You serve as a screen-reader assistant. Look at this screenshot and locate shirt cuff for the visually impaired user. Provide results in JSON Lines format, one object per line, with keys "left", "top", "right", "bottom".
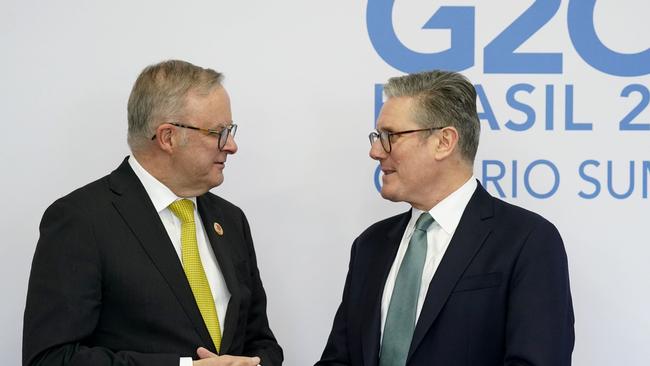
{"left": 180, "top": 357, "right": 193, "bottom": 366}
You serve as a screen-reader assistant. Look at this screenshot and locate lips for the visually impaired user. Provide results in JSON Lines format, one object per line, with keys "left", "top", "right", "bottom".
{"left": 381, "top": 167, "right": 396, "bottom": 175}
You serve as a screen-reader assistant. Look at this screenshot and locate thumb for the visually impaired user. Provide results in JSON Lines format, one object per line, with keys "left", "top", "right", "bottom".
{"left": 249, "top": 356, "right": 261, "bottom": 365}
{"left": 196, "top": 347, "right": 218, "bottom": 359}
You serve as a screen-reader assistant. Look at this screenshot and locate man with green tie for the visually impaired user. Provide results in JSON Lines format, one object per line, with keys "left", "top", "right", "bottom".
{"left": 316, "top": 70, "right": 574, "bottom": 365}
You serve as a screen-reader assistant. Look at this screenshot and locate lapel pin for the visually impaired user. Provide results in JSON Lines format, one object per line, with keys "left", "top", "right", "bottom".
{"left": 213, "top": 222, "right": 224, "bottom": 236}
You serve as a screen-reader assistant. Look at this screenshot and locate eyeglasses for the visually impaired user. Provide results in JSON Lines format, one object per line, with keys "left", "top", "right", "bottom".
{"left": 151, "top": 122, "right": 238, "bottom": 150}
{"left": 368, "top": 127, "right": 443, "bottom": 153}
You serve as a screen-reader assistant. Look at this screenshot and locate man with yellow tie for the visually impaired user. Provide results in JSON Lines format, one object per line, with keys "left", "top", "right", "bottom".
{"left": 23, "top": 60, "right": 282, "bottom": 366}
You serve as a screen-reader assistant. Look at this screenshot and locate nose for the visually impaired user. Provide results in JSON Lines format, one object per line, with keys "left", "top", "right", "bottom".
{"left": 369, "top": 138, "right": 386, "bottom": 161}
{"left": 221, "top": 134, "right": 238, "bottom": 154}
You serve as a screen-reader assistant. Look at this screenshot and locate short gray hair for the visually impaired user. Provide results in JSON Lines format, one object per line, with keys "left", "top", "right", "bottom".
{"left": 384, "top": 70, "right": 480, "bottom": 163}
{"left": 127, "top": 60, "right": 223, "bottom": 151}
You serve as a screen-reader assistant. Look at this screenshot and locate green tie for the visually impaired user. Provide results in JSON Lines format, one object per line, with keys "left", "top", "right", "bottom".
{"left": 168, "top": 199, "right": 222, "bottom": 352}
{"left": 379, "top": 212, "right": 434, "bottom": 366}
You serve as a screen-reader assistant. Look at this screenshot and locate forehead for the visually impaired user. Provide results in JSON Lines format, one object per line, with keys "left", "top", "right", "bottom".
{"left": 376, "top": 96, "right": 418, "bottom": 131}
{"left": 183, "top": 86, "right": 232, "bottom": 125}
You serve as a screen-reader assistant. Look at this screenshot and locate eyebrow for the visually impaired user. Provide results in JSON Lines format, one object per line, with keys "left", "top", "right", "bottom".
{"left": 209, "top": 122, "right": 232, "bottom": 130}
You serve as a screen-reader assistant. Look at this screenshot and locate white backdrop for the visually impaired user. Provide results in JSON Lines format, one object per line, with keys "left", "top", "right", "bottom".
{"left": 1, "top": 1, "right": 648, "bottom": 365}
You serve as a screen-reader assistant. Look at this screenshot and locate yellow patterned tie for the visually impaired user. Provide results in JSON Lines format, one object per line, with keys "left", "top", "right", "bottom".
{"left": 168, "top": 199, "right": 222, "bottom": 352}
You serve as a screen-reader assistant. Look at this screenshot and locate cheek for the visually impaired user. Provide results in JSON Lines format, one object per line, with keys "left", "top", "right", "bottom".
{"left": 198, "top": 147, "right": 217, "bottom": 164}
{"left": 399, "top": 159, "right": 425, "bottom": 184}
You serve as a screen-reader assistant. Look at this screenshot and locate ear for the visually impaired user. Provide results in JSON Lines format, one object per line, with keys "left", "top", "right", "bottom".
{"left": 433, "top": 126, "right": 459, "bottom": 160}
{"left": 152, "top": 123, "right": 177, "bottom": 154}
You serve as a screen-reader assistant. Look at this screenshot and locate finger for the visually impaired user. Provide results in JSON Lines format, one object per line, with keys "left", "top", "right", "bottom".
{"left": 249, "top": 356, "right": 261, "bottom": 365}
{"left": 196, "top": 347, "right": 218, "bottom": 359}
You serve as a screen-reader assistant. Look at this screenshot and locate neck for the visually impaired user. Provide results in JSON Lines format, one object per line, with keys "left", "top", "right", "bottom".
{"left": 411, "top": 163, "right": 473, "bottom": 211}
{"left": 132, "top": 151, "right": 200, "bottom": 198}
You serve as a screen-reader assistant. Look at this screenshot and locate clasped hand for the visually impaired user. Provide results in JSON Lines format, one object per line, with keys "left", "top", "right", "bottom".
{"left": 193, "top": 347, "right": 261, "bottom": 366}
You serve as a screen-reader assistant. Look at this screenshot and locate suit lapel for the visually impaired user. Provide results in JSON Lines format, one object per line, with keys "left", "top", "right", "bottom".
{"left": 361, "top": 211, "right": 411, "bottom": 366}
{"left": 108, "top": 158, "right": 215, "bottom": 350}
{"left": 197, "top": 195, "right": 240, "bottom": 355}
{"left": 407, "top": 184, "right": 495, "bottom": 362}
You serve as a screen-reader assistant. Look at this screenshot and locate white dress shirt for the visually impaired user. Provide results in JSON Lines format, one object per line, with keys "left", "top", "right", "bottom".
{"left": 380, "top": 176, "right": 478, "bottom": 341}
{"left": 129, "top": 156, "right": 230, "bottom": 366}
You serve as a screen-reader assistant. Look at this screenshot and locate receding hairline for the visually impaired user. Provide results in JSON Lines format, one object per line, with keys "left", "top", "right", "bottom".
{"left": 380, "top": 70, "right": 481, "bottom": 163}
{"left": 126, "top": 60, "right": 226, "bottom": 151}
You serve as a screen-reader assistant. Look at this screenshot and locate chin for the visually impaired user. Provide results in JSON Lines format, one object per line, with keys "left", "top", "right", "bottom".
{"left": 204, "top": 174, "right": 224, "bottom": 190}
{"left": 380, "top": 187, "right": 401, "bottom": 203}
{"left": 211, "top": 178, "right": 224, "bottom": 189}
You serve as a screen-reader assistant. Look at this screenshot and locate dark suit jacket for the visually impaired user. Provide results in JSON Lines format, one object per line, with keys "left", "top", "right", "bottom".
{"left": 317, "top": 183, "right": 574, "bottom": 366}
{"left": 23, "top": 158, "right": 283, "bottom": 366}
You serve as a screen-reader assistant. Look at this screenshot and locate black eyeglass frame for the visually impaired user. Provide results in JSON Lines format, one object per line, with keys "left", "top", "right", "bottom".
{"left": 151, "top": 122, "right": 238, "bottom": 150}
{"left": 369, "top": 127, "right": 443, "bottom": 153}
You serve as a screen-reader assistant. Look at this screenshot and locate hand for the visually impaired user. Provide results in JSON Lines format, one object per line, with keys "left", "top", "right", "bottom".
{"left": 193, "top": 347, "right": 261, "bottom": 366}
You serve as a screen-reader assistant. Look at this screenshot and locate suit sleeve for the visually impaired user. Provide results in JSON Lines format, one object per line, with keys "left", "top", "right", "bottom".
{"left": 23, "top": 198, "right": 179, "bottom": 366}
{"left": 238, "top": 213, "right": 284, "bottom": 366}
{"left": 504, "top": 220, "right": 575, "bottom": 366}
{"left": 314, "top": 239, "right": 357, "bottom": 366}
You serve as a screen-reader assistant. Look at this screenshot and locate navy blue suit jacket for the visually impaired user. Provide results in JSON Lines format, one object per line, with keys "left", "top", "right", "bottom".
{"left": 317, "top": 183, "right": 574, "bottom": 365}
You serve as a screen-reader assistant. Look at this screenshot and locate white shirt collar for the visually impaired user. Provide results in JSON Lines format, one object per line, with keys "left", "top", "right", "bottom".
{"left": 411, "top": 176, "right": 478, "bottom": 235}
{"left": 128, "top": 155, "right": 197, "bottom": 213}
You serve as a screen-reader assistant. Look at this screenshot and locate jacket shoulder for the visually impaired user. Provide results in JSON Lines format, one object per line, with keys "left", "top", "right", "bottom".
{"left": 356, "top": 211, "right": 409, "bottom": 242}
{"left": 491, "top": 196, "right": 557, "bottom": 230}
{"left": 46, "top": 174, "right": 112, "bottom": 212}
{"left": 201, "top": 191, "right": 244, "bottom": 215}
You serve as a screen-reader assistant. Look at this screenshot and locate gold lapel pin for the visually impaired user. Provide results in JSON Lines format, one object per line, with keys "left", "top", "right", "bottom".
{"left": 213, "top": 222, "right": 224, "bottom": 236}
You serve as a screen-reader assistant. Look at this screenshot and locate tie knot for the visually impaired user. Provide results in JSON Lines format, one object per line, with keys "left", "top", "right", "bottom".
{"left": 168, "top": 199, "right": 195, "bottom": 223}
{"left": 415, "top": 212, "right": 434, "bottom": 232}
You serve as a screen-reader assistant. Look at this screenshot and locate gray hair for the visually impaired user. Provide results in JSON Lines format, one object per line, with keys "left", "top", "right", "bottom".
{"left": 127, "top": 60, "right": 223, "bottom": 151}
{"left": 384, "top": 70, "right": 480, "bottom": 163}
